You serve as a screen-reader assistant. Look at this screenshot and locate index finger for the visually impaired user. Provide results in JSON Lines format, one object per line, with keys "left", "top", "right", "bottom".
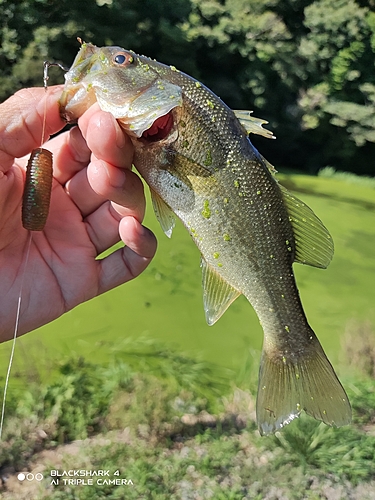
{"left": 0, "top": 85, "right": 65, "bottom": 172}
{"left": 47, "top": 104, "right": 134, "bottom": 186}
{"left": 78, "top": 103, "right": 134, "bottom": 169}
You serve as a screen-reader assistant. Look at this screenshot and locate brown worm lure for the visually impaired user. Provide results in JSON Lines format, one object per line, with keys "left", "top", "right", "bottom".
{"left": 22, "top": 147, "right": 53, "bottom": 231}
{"left": 20, "top": 61, "right": 69, "bottom": 232}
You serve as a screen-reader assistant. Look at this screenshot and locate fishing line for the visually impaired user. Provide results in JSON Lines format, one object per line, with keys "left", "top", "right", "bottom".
{"left": 0, "top": 61, "right": 66, "bottom": 439}
{"left": 0, "top": 233, "right": 32, "bottom": 440}
{"left": 22, "top": 62, "right": 69, "bottom": 230}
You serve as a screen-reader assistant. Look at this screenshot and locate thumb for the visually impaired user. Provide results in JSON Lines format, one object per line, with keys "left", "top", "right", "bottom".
{"left": 0, "top": 85, "right": 65, "bottom": 172}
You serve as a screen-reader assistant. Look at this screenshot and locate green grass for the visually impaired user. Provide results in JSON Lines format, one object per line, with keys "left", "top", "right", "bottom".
{"left": 318, "top": 166, "right": 375, "bottom": 189}
{"left": 0, "top": 172, "right": 374, "bottom": 389}
{"left": 1, "top": 350, "right": 375, "bottom": 499}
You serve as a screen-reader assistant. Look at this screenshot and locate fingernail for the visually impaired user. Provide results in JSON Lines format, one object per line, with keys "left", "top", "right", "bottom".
{"left": 109, "top": 165, "right": 126, "bottom": 188}
{"left": 115, "top": 122, "right": 126, "bottom": 149}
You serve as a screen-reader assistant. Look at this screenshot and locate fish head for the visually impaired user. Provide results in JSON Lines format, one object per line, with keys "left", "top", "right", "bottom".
{"left": 59, "top": 42, "right": 182, "bottom": 140}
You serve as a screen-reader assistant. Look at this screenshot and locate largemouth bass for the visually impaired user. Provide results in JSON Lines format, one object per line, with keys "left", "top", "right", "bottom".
{"left": 59, "top": 42, "right": 351, "bottom": 435}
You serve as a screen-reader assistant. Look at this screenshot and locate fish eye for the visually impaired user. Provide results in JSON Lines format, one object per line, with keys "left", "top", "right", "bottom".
{"left": 113, "top": 52, "right": 134, "bottom": 66}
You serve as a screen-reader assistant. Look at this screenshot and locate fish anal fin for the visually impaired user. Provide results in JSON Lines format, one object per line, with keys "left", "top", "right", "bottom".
{"left": 256, "top": 339, "right": 351, "bottom": 436}
{"left": 150, "top": 189, "right": 175, "bottom": 238}
{"left": 201, "top": 258, "right": 241, "bottom": 325}
{"left": 280, "top": 185, "right": 334, "bottom": 269}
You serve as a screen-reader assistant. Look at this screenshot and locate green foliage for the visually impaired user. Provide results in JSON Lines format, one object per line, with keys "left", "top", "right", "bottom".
{"left": 0, "top": 415, "right": 41, "bottom": 471}
{"left": 106, "top": 373, "right": 210, "bottom": 442}
{"left": 0, "top": 0, "right": 193, "bottom": 99}
{"left": 347, "top": 379, "right": 375, "bottom": 426}
{"left": 1, "top": 0, "right": 375, "bottom": 174}
{"left": 272, "top": 416, "right": 375, "bottom": 484}
{"left": 0, "top": 344, "right": 224, "bottom": 468}
{"left": 108, "top": 337, "right": 230, "bottom": 404}
{"left": 40, "top": 357, "right": 133, "bottom": 443}
{"left": 2, "top": 345, "right": 375, "bottom": 498}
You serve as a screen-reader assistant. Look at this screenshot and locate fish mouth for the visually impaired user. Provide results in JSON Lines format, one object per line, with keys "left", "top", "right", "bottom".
{"left": 141, "top": 112, "right": 174, "bottom": 143}
{"left": 59, "top": 86, "right": 98, "bottom": 123}
{"left": 59, "top": 43, "right": 102, "bottom": 122}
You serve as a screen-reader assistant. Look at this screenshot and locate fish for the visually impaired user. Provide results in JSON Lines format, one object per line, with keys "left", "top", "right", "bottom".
{"left": 59, "top": 42, "right": 351, "bottom": 435}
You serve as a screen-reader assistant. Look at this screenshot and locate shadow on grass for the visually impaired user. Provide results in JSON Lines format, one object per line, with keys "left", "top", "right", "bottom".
{"left": 280, "top": 177, "right": 375, "bottom": 211}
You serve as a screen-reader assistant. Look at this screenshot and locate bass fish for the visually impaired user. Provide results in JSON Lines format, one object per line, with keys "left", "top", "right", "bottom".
{"left": 59, "top": 42, "right": 351, "bottom": 435}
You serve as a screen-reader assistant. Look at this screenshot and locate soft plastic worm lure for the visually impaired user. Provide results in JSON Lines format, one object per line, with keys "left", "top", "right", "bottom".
{"left": 21, "top": 147, "right": 53, "bottom": 231}
{"left": 21, "top": 61, "right": 67, "bottom": 231}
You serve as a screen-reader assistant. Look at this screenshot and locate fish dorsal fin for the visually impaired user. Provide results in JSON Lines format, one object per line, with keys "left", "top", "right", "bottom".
{"left": 279, "top": 185, "right": 334, "bottom": 269}
{"left": 234, "top": 110, "right": 275, "bottom": 139}
{"left": 150, "top": 189, "right": 175, "bottom": 238}
{"left": 201, "top": 258, "right": 241, "bottom": 325}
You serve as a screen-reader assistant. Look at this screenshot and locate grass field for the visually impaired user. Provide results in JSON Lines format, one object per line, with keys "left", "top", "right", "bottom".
{"left": 0, "top": 171, "right": 374, "bottom": 388}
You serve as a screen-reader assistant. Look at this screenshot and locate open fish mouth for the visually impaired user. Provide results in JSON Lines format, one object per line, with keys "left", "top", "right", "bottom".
{"left": 60, "top": 42, "right": 183, "bottom": 140}
{"left": 60, "top": 88, "right": 176, "bottom": 144}
{"left": 60, "top": 81, "right": 179, "bottom": 142}
{"left": 140, "top": 112, "right": 175, "bottom": 143}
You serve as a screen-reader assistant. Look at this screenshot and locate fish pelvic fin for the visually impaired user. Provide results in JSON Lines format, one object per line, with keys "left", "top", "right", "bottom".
{"left": 150, "top": 189, "right": 175, "bottom": 238}
{"left": 256, "top": 341, "right": 351, "bottom": 436}
{"left": 201, "top": 259, "right": 241, "bottom": 325}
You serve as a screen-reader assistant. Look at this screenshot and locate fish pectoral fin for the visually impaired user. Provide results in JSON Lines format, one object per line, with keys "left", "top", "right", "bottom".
{"left": 280, "top": 185, "right": 334, "bottom": 268}
{"left": 150, "top": 189, "right": 175, "bottom": 238}
{"left": 234, "top": 110, "right": 275, "bottom": 139}
{"left": 201, "top": 258, "right": 241, "bottom": 325}
{"left": 256, "top": 339, "right": 351, "bottom": 436}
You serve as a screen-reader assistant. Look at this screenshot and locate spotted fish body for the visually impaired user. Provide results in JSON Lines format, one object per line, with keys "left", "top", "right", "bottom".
{"left": 60, "top": 43, "right": 351, "bottom": 434}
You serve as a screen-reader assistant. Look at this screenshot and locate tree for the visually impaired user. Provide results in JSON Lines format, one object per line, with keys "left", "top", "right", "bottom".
{"left": 1, "top": 0, "right": 374, "bottom": 174}
{"left": 181, "top": 0, "right": 375, "bottom": 174}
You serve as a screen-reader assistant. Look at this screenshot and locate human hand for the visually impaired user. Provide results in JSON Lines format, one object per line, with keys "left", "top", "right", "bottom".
{"left": 0, "top": 86, "right": 157, "bottom": 342}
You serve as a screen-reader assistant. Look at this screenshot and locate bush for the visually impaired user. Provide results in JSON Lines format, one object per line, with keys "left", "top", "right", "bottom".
{"left": 40, "top": 358, "right": 133, "bottom": 443}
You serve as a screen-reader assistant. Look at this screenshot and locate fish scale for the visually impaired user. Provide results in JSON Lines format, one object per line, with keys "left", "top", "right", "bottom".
{"left": 59, "top": 42, "right": 351, "bottom": 435}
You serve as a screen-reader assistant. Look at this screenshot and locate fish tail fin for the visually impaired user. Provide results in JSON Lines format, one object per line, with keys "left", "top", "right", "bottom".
{"left": 256, "top": 340, "right": 351, "bottom": 435}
